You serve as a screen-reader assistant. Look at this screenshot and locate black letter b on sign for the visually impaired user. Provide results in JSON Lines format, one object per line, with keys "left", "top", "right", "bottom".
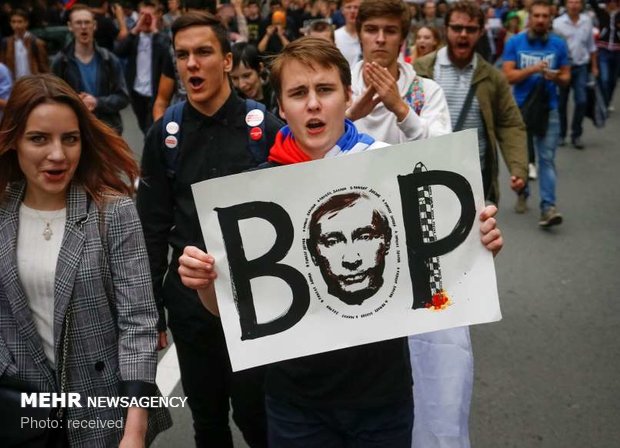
{"left": 216, "top": 202, "right": 310, "bottom": 340}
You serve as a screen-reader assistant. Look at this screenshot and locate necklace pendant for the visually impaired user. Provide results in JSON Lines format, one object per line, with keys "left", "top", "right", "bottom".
{"left": 42, "top": 223, "right": 53, "bottom": 241}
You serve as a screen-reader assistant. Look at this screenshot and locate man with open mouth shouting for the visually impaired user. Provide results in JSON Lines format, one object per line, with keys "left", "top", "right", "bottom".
{"left": 177, "top": 36, "right": 504, "bottom": 448}
{"left": 51, "top": 4, "right": 129, "bottom": 135}
{"left": 136, "top": 11, "right": 282, "bottom": 448}
{"left": 414, "top": 1, "right": 527, "bottom": 215}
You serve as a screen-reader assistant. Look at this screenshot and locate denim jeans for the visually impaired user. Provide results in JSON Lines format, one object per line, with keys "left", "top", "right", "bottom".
{"left": 523, "top": 109, "right": 560, "bottom": 211}
{"left": 535, "top": 108, "right": 560, "bottom": 212}
{"left": 559, "top": 64, "right": 589, "bottom": 139}
{"left": 598, "top": 47, "right": 620, "bottom": 107}
{"left": 266, "top": 395, "right": 413, "bottom": 448}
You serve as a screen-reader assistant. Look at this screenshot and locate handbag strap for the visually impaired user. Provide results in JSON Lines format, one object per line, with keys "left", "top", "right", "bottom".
{"left": 86, "top": 196, "right": 115, "bottom": 306}
{"left": 56, "top": 303, "right": 71, "bottom": 419}
{"left": 98, "top": 204, "right": 115, "bottom": 306}
{"left": 453, "top": 82, "right": 478, "bottom": 132}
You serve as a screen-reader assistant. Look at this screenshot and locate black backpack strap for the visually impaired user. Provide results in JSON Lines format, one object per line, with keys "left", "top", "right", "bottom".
{"left": 162, "top": 101, "right": 186, "bottom": 179}
{"left": 245, "top": 99, "right": 269, "bottom": 163}
{"left": 453, "top": 82, "right": 478, "bottom": 132}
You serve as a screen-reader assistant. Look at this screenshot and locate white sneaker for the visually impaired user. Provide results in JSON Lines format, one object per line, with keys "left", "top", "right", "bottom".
{"left": 609, "top": 105, "right": 616, "bottom": 113}
{"left": 528, "top": 163, "right": 537, "bottom": 180}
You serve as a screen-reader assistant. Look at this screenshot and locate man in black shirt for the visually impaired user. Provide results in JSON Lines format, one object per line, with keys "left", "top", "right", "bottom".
{"left": 244, "top": 0, "right": 263, "bottom": 46}
{"left": 136, "top": 11, "right": 282, "bottom": 448}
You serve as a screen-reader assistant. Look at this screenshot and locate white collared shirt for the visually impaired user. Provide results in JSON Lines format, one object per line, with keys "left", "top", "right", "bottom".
{"left": 14, "top": 34, "right": 31, "bottom": 79}
{"left": 134, "top": 32, "right": 153, "bottom": 96}
{"left": 553, "top": 13, "right": 596, "bottom": 66}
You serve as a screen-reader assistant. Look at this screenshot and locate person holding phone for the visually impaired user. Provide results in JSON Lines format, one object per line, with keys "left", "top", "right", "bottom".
{"left": 257, "top": 0, "right": 292, "bottom": 55}
{"left": 115, "top": 0, "right": 171, "bottom": 135}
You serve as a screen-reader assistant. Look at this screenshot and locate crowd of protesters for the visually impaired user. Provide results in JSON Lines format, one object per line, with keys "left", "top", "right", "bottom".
{"left": 0, "top": 0, "right": 618, "bottom": 447}
{"left": 0, "top": 0, "right": 617, "bottom": 139}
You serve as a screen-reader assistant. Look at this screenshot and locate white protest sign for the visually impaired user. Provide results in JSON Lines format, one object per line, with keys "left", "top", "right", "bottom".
{"left": 193, "top": 130, "right": 501, "bottom": 371}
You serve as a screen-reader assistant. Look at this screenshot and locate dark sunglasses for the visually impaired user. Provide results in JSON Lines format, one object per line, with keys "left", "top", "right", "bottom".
{"left": 448, "top": 24, "right": 481, "bottom": 34}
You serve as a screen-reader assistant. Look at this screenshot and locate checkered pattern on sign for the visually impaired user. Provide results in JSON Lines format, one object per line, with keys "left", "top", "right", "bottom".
{"left": 414, "top": 162, "right": 443, "bottom": 295}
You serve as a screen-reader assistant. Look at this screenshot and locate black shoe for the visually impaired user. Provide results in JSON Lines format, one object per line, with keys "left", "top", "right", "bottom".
{"left": 571, "top": 137, "right": 585, "bottom": 149}
{"left": 559, "top": 138, "right": 567, "bottom": 147}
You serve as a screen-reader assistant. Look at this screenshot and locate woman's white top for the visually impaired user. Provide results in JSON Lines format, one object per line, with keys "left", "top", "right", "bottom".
{"left": 17, "top": 203, "right": 66, "bottom": 365}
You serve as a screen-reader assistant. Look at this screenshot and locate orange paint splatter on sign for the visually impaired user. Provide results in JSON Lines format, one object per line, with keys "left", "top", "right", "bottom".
{"left": 425, "top": 290, "right": 452, "bottom": 311}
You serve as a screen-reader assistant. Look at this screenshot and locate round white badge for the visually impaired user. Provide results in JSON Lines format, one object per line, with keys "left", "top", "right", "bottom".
{"left": 245, "top": 109, "right": 265, "bottom": 127}
{"left": 166, "top": 121, "right": 180, "bottom": 135}
{"left": 165, "top": 135, "right": 178, "bottom": 148}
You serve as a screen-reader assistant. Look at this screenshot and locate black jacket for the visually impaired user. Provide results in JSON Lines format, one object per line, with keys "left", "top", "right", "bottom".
{"left": 590, "top": 0, "right": 620, "bottom": 48}
{"left": 51, "top": 42, "right": 129, "bottom": 134}
{"left": 136, "top": 91, "right": 283, "bottom": 333}
{"left": 115, "top": 31, "right": 171, "bottom": 98}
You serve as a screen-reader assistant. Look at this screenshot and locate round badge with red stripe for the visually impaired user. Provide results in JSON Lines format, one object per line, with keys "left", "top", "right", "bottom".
{"left": 249, "top": 126, "right": 263, "bottom": 141}
{"left": 165, "top": 135, "right": 178, "bottom": 148}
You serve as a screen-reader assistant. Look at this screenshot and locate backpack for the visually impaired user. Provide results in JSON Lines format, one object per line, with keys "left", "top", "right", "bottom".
{"left": 161, "top": 99, "right": 268, "bottom": 179}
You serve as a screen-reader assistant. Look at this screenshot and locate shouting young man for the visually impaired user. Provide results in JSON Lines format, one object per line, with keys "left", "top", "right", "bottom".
{"left": 137, "top": 11, "right": 282, "bottom": 448}
{"left": 415, "top": 1, "right": 527, "bottom": 210}
{"left": 177, "top": 37, "right": 504, "bottom": 448}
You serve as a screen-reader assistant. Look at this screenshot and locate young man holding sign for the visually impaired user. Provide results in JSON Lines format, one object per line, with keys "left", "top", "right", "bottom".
{"left": 179, "top": 37, "right": 503, "bottom": 447}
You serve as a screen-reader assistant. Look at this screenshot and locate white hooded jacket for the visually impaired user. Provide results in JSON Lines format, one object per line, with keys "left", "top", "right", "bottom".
{"left": 352, "top": 58, "right": 474, "bottom": 448}
{"left": 350, "top": 59, "right": 452, "bottom": 143}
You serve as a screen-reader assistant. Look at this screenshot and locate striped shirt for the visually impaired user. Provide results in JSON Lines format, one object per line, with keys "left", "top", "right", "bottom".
{"left": 434, "top": 47, "right": 487, "bottom": 168}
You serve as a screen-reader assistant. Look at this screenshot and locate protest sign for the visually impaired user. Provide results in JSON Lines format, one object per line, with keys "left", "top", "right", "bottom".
{"left": 193, "top": 130, "right": 501, "bottom": 371}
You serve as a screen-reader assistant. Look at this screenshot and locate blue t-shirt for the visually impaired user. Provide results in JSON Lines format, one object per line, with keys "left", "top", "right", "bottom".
{"left": 76, "top": 54, "right": 100, "bottom": 97}
{"left": 0, "top": 62, "right": 12, "bottom": 120}
{"left": 502, "top": 31, "right": 569, "bottom": 110}
{"left": 0, "top": 63, "right": 12, "bottom": 100}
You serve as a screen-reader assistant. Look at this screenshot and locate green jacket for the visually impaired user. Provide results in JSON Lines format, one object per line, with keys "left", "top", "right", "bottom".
{"left": 414, "top": 52, "right": 528, "bottom": 204}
